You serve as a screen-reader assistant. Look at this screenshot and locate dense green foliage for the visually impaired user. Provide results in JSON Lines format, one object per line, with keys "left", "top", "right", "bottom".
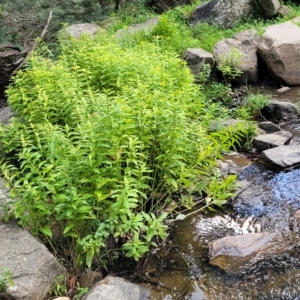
{"left": 1, "top": 29, "right": 251, "bottom": 268}
{"left": 4, "top": 0, "right": 295, "bottom": 274}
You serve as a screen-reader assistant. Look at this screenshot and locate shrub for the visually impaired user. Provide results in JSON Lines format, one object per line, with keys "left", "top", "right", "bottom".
{"left": 1, "top": 32, "right": 246, "bottom": 269}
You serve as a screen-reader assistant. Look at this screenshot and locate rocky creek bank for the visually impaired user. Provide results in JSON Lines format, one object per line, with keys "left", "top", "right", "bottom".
{"left": 2, "top": 1, "right": 300, "bottom": 299}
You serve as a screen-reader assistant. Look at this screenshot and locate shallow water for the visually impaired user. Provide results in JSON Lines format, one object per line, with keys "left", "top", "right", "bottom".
{"left": 250, "top": 86, "right": 300, "bottom": 104}
{"left": 141, "top": 157, "right": 300, "bottom": 300}
{"left": 138, "top": 87, "right": 300, "bottom": 299}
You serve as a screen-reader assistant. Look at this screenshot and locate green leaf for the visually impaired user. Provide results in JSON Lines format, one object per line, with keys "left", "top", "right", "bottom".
{"left": 86, "top": 248, "right": 95, "bottom": 269}
{"left": 40, "top": 226, "right": 52, "bottom": 238}
{"left": 63, "top": 222, "right": 75, "bottom": 234}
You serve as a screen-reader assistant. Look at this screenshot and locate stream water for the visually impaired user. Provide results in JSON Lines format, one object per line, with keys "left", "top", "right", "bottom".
{"left": 137, "top": 87, "right": 300, "bottom": 299}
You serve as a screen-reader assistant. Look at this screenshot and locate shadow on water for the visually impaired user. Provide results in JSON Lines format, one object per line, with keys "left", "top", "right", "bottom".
{"left": 139, "top": 156, "right": 300, "bottom": 299}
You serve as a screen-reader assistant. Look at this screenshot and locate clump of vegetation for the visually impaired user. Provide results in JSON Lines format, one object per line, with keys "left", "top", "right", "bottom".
{"left": 1, "top": 29, "right": 250, "bottom": 272}
{"left": 0, "top": 267, "right": 14, "bottom": 294}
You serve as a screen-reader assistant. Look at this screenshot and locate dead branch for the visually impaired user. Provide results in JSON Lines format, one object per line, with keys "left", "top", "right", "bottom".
{"left": 12, "top": 10, "right": 52, "bottom": 75}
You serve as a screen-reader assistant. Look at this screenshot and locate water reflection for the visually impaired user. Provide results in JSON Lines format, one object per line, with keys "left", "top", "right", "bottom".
{"left": 143, "top": 162, "right": 300, "bottom": 299}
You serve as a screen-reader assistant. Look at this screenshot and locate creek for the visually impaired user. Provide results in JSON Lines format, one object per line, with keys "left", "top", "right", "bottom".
{"left": 137, "top": 87, "right": 300, "bottom": 300}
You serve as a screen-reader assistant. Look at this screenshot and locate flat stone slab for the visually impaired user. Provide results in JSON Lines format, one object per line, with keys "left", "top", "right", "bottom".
{"left": 83, "top": 276, "right": 150, "bottom": 300}
{"left": 208, "top": 232, "right": 276, "bottom": 274}
{"left": 260, "top": 145, "right": 300, "bottom": 168}
{"left": 0, "top": 220, "right": 65, "bottom": 299}
{"left": 253, "top": 131, "right": 292, "bottom": 151}
{"left": 258, "top": 121, "right": 280, "bottom": 133}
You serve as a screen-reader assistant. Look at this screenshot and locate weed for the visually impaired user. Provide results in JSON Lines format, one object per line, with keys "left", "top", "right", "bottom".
{"left": 0, "top": 267, "right": 14, "bottom": 293}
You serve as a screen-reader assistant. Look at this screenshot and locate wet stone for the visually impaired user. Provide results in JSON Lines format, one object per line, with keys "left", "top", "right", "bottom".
{"left": 208, "top": 232, "right": 276, "bottom": 275}
{"left": 257, "top": 121, "right": 280, "bottom": 133}
{"left": 253, "top": 131, "right": 292, "bottom": 151}
{"left": 260, "top": 145, "right": 300, "bottom": 168}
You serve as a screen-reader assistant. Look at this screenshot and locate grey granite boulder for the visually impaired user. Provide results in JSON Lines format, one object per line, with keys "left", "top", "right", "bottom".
{"left": 213, "top": 29, "right": 260, "bottom": 83}
{"left": 0, "top": 107, "right": 15, "bottom": 125}
{"left": 260, "top": 145, "right": 300, "bottom": 168}
{"left": 258, "top": 22, "right": 300, "bottom": 85}
{"left": 64, "top": 23, "right": 103, "bottom": 38}
{"left": 190, "top": 0, "right": 253, "bottom": 28}
{"left": 259, "top": 0, "right": 280, "bottom": 17}
{"left": 116, "top": 18, "right": 158, "bottom": 38}
{"left": 253, "top": 131, "right": 292, "bottom": 151}
{"left": 182, "top": 48, "right": 215, "bottom": 76}
{"left": 258, "top": 121, "right": 280, "bottom": 133}
{"left": 0, "top": 221, "right": 65, "bottom": 299}
{"left": 82, "top": 276, "right": 150, "bottom": 300}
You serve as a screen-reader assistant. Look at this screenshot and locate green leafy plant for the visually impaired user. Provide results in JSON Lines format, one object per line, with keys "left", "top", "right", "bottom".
{"left": 0, "top": 267, "right": 14, "bottom": 293}
{"left": 1, "top": 23, "right": 249, "bottom": 271}
{"left": 217, "top": 48, "right": 243, "bottom": 83}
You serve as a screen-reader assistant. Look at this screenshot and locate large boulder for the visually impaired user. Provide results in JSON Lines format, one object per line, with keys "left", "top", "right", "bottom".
{"left": 213, "top": 29, "right": 260, "bottom": 83}
{"left": 259, "top": 0, "right": 280, "bottom": 17}
{"left": 190, "top": 0, "right": 253, "bottom": 28}
{"left": 182, "top": 48, "right": 215, "bottom": 76}
{"left": 116, "top": 18, "right": 159, "bottom": 38}
{"left": 258, "top": 22, "right": 300, "bottom": 85}
{"left": 0, "top": 220, "right": 65, "bottom": 299}
{"left": 64, "top": 23, "right": 103, "bottom": 38}
{"left": 149, "top": 0, "right": 191, "bottom": 13}
{"left": 260, "top": 100, "right": 300, "bottom": 121}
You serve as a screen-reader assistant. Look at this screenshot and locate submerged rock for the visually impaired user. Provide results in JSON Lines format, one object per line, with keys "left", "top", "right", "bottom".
{"left": 253, "top": 131, "right": 292, "bottom": 151}
{"left": 260, "top": 145, "right": 300, "bottom": 168}
{"left": 208, "top": 232, "right": 276, "bottom": 274}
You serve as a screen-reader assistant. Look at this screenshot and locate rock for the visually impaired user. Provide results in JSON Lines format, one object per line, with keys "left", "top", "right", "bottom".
{"left": 182, "top": 48, "right": 215, "bottom": 76}
{"left": 234, "top": 181, "right": 264, "bottom": 216}
{"left": 208, "top": 232, "right": 276, "bottom": 274}
{"left": 257, "top": 121, "right": 280, "bottom": 133}
{"left": 259, "top": 0, "right": 280, "bottom": 17}
{"left": 149, "top": 0, "right": 191, "bottom": 13}
{"left": 213, "top": 29, "right": 260, "bottom": 83}
{"left": 253, "top": 131, "right": 292, "bottom": 151}
{"left": 82, "top": 276, "right": 150, "bottom": 300}
{"left": 64, "top": 23, "right": 103, "bottom": 38}
{"left": 260, "top": 145, "right": 300, "bottom": 168}
{"left": 52, "top": 298, "right": 70, "bottom": 300}
{"left": 258, "top": 22, "right": 300, "bottom": 85}
{"left": 277, "top": 86, "right": 291, "bottom": 93}
{"left": 0, "top": 221, "right": 65, "bottom": 300}
{"left": 260, "top": 100, "right": 300, "bottom": 121}
{"left": 0, "top": 107, "right": 15, "bottom": 125}
{"left": 116, "top": 18, "right": 158, "bottom": 38}
{"left": 0, "top": 179, "right": 12, "bottom": 219}
{"left": 190, "top": 0, "right": 253, "bottom": 28}
{"left": 277, "top": 5, "right": 290, "bottom": 17}
{"left": 79, "top": 270, "right": 103, "bottom": 288}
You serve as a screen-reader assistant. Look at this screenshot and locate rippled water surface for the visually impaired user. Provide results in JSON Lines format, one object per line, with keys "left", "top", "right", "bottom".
{"left": 141, "top": 159, "right": 300, "bottom": 299}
